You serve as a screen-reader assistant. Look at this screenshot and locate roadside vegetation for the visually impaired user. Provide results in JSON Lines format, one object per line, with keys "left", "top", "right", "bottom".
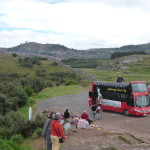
{"left": 0, "top": 54, "right": 86, "bottom": 150}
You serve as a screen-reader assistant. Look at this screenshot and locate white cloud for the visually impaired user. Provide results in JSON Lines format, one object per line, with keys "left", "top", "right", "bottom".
{"left": 0, "top": 0, "right": 150, "bottom": 49}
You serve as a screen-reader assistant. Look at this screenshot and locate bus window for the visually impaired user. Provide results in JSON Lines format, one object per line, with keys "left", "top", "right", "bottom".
{"left": 127, "top": 95, "right": 134, "bottom": 106}
{"left": 120, "top": 93, "right": 127, "bottom": 102}
{"left": 136, "top": 96, "right": 149, "bottom": 107}
{"left": 131, "top": 83, "right": 148, "bottom": 92}
{"left": 111, "top": 92, "right": 120, "bottom": 101}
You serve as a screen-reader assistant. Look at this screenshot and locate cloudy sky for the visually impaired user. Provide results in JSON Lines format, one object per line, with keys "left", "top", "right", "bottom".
{"left": 0, "top": 0, "right": 150, "bottom": 50}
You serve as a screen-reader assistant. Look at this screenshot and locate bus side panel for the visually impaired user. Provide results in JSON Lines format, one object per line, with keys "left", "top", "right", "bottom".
{"left": 101, "top": 99, "right": 123, "bottom": 113}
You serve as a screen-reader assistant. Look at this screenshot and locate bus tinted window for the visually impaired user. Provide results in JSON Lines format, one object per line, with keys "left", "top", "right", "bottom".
{"left": 131, "top": 83, "right": 148, "bottom": 92}
{"left": 127, "top": 95, "right": 134, "bottom": 106}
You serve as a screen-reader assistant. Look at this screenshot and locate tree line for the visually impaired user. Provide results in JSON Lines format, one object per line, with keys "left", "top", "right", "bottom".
{"left": 111, "top": 51, "right": 147, "bottom": 59}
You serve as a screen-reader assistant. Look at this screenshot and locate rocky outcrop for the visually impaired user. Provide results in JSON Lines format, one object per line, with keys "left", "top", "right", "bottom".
{"left": 97, "top": 55, "right": 145, "bottom": 71}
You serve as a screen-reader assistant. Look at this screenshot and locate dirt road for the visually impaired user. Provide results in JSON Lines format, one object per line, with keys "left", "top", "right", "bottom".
{"left": 36, "top": 92, "right": 150, "bottom": 150}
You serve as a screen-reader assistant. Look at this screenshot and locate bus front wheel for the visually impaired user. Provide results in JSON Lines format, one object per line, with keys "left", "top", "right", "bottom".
{"left": 124, "top": 110, "right": 129, "bottom": 116}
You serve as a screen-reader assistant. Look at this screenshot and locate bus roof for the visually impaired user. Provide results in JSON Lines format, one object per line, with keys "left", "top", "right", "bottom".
{"left": 93, "top": 81, "right": 130, "bottom": 88}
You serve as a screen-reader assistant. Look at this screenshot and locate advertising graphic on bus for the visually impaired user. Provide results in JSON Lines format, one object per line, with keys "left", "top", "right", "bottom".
{"left": 88, "top": 81, "right": 150, "bottom": 116}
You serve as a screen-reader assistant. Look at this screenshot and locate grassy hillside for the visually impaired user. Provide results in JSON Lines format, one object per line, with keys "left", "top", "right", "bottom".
{"left": 0, "top": 54, "right": 73, "bottom": 76}
{"left": 81, "top": 55, "right": 150, "bottom": 83}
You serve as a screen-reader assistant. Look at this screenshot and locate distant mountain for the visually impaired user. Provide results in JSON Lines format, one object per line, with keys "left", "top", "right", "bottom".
{"left": 6, "top": 42, "right": 99, "bottom": 60}
{"left": 87, "top": 43, "right": 150, "bottom": 58}
{"left": 2, "top": 42, "right": 150, "bottom": 60}
{"left": 0, "top": 47, "right": 7, "bottom": 53}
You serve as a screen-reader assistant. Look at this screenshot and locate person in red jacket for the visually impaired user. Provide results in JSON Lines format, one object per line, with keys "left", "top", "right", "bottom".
{"left": 50, "top": 115, "right": 66, "bottom": 150}
{"left": 81, "top": 111, "right": 92, "bottom": 124}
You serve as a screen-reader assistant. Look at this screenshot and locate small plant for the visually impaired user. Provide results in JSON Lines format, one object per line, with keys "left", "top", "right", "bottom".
{"left": 32, "top": 127, "right": 42, "bottom": 139}
{"left": 119, "top": 135, "right": 133, "bottom": 145}
{"left": 65, "top": 80, "right": 78, "bottom": 86}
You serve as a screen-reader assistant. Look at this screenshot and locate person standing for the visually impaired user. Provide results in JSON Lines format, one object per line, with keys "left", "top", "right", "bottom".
{"left": 50, "top": 115, "right": 66, "bottom": 150}
{"left": 91, "top": 104, "right": 97, "bottom": 121}
{"left": 117, "top": 75, "right": 125, "bottom": 83}
{"left": 42, "top": 112, "right": 55, "bottom": 150}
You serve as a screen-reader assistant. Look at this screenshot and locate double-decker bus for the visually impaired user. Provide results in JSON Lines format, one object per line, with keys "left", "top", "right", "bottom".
{"left": 88, "top": 81, "right": 150, "bottom": 116}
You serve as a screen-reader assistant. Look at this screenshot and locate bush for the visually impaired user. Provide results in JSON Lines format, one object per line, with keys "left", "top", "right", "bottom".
{"left": 21, "top": 120, "right": 35, "bottom": 137}
{"left": 36, "top": 70, "right": 47, "bottom": 77}
{"left": 0, "top": 94, "right": 7, "bottom": 115}
{"left": 65, "top": 80, "right": 79, "bottom": 86}
{"left": 2, "top": 111, "right": 25, "bottom": 138}
{"left": 52, "top": 62, "right": 58, "bottom": 66}
{"left": 45, "top": 81, "right": 54, "bottom": 87}
{"left": 0, "top": 139, "right": 21, "bottom": 150}
{"left": 32, "top": 127, "right": 42, "bottom": 139}
{"left": 11, "top": 134, "right": 23, "bottom": 144}
{"left": 24, "top": 86, "right": 34, "bottom": 96}
{"left": 12, "top": 53, "right": 17, "bottom": 57}
{"left": 34, "top": 114, "right": 45, "bottom": 128}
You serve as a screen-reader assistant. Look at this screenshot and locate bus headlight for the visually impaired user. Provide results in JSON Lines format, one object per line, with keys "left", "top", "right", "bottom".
{"left": 133, "top": 109, "right": 150, "bottom": 113}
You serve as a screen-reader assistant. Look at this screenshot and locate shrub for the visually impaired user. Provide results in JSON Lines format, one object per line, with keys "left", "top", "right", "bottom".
{"left": 36, "top": 70, "right": 47, "bottom": 77}
{"left": 52, "top": 62, "right": 58, "bottom": 66}
{"left": 21, "top": 120, "right": 35, "bottom": 137}
{"left": 32, "top": 127, "right": 42, "bottom": 139}
{"left": 34, "top": 114, "right": 45, "bottom": 128}
{"left": 65, "top": 80, "right": 79, "bottom": 86}
{"left": 24, "top": 86, "right": 34, "bottom": 97}
{"left": 0, "top": 139, "right": 21, "bottom": 150}
{"left": 11, "top": 134, "right": 23, "bottom": 144}
{"left": 12, "top": 53, "right": 17, "bottom": 57}
{"left": 0, "top": 94, "right": 7, "bottom": 115}
{"left": 3, "top": 111, "right": 25, "bottom": 138}
{"left": 45, "top": 81, "right": 54, "bottom": 87}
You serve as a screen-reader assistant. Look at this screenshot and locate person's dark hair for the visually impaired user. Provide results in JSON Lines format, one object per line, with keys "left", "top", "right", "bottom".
{"left": 48, "top": 111, "right": 55, "bottom": 119}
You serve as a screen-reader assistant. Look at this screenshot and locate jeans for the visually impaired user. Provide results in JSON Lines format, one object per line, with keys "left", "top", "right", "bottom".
{"left": 46, "top": 129, "right": 52, "bottom": 150}
{"left": 91, "top": 111, "right": 96, "bottom": 121}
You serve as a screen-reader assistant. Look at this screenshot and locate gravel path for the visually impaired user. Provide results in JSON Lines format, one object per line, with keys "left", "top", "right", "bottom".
{"left": 37, "top": 91, "right": 90, "bottom": 116}
{"left": 35, "top": 92, "right": 150, "bottom": 150}
{"left": 37, "top": 92, "right": 150, "bottom": 136}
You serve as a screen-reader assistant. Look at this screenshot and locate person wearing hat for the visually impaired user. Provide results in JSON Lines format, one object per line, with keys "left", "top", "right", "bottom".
{"left": 42, "top": 112, "right": 55, "bottom": 150}
{"left": 50, "top": 115, "right": 66, "bottom": 150}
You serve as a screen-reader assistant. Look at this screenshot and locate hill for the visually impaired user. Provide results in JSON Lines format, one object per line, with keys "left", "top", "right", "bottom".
{"left": 5, "top": 42, "right": 97, "bottom": 60}
{"left": 2, "top": 41, "right": 150, "bottom": 60}
{"left": 75, "top": 54, "right": 150, "bottom": 83}
{"left": 87, "top": 42, "right": 150, "bottom": 58}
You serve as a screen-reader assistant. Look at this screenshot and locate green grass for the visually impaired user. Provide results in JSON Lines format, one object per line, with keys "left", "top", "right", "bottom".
{"left": 0, "top": 54, "right": 74, "bottom": 76}
{"left": 20, "top": 137, "right": 33, "bottom": 150}
{"left": 82, "top": 65, "right": 150, "bottom": 83}
{"left": 18, "top": 85, "right": 85, "bottom": 118}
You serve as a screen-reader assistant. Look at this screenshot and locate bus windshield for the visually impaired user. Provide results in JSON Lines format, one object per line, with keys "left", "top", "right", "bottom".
{"left": 131, "top": 83, "right": 148, "bottom": 92}
{"left": 135, "top": 96, "right": 150, "bottom": 107}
